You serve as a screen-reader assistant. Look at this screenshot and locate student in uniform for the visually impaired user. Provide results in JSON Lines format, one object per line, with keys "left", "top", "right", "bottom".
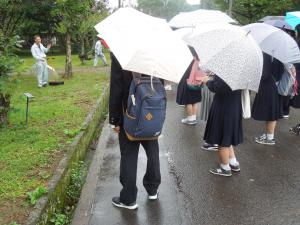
{"left": 252, "top": 53, "right": 284, "bottom": 145}
{"left": 109, "top": 53, "right": 161, "bottom": 210}
{"left": 176, "top": 47, "right": 202, "bottom": 125}
{"left": 200, "top": 75, "right": 242, "bottom": 177}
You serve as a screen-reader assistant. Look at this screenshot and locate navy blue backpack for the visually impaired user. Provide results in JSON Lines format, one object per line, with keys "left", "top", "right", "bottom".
{"left": 124, "top": 73, "right": 166, "bottom": 141}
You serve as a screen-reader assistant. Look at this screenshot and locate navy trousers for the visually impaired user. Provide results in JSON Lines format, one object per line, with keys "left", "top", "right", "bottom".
{"left": 118, "top": 128, "right": 161, "bottom": 204}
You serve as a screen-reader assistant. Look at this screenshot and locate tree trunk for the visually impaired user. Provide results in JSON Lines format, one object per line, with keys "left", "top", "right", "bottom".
{"left": 0, "top": 93, "right": 10, "bottom": 127}
{"left": 80, "top": 37, "right": 85, "bottom": 56}
{"left": 64, "top": 32, "right": 73, "bottom": 78}
{"left": 80, "top": 37, "right": 85, "bottom": 65}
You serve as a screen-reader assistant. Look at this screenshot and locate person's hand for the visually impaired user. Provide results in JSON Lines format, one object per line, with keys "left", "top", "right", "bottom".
{"left": 114, "top": 126, "right": 121, "bottom": 134}
{"left": 200, "top": 75, "right": 211, "bottom": 84}
{"left": 47, "top": 43, "right": 52, "bottom": 49}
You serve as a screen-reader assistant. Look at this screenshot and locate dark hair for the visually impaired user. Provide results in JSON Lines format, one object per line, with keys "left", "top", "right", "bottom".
{"left": 34, "top": 35, "right": 40, "bottom": 40}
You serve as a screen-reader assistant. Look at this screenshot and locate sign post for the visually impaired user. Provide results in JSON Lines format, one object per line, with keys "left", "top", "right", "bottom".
{"left": 24, "top": 93, "right": 34, "bottom": 125}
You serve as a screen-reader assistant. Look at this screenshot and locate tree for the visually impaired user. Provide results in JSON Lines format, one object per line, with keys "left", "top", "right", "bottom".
{"left": 52, "top": 0, "right": 93, "bottom": 78}
{"left": 138, "top": 0, "right": 189, "bottom": 20}
{"left": 0, "top": 0, "right": 24, "bottom": 126}
{"left": 212, "top": 0, "right": 299, "bottom": 24}
{"left": 233, "top": 0, "right": 294, "bottom": 24}
{"left": 77, "top": 11, "right": 108, "bottom": 64}
{"left": 0, "top": 33, "right": 22, "bottom": 126}
{"left": 52, "top": 0, "right": 108, "bottom": 78}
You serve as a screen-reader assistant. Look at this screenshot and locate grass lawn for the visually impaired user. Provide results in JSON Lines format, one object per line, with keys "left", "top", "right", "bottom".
{"left": 16, "top": 51, "right": 111, "bottom": 73}
{"left": 0, "top": 71, "right": 109, "bottom": 225}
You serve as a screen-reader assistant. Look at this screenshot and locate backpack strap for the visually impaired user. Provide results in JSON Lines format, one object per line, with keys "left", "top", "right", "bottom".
{"left": 132, "top": 72, "right": 155, "bottom": 91}
{"left": 132, "top": 72, "right": 142, "bottom": 85}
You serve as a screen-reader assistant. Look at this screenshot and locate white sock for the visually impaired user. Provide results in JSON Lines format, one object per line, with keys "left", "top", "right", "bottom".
{"left": 229, "top": 157, "right": 239, "bottom": 166}
{"left": 187, "top": 116, "right": 194, "bottom": 121}
{"left": 220, "top": 163, "right": 231, "bottom": 171}
{"left": 191, "top": 115, "right": 196, "bottom": 120}
{"left": 266, "top": 133, "right": 274, "bottom": 140}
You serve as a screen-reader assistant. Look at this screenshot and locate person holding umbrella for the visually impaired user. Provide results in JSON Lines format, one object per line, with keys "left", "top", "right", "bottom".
{"left": 251, "top": 53, "right": 284, "bottom": 145}
{"left": 95, "top": 7, "right": 193, "bottom": 209}
{"left": 243, "top": 23, "right": 300, "bottom": 145}
{"left": 109, "top": 53, "right": 161, "bottom": 209}
{"left": 200, "top": 74, "right": 242, "bottom": 176}
{"left": 176, "top": 46, "right": 202, "bottom": 125}
{"left": 181, "top": 23, "right": 263, "bottom": 176}
{"left": 290, "top": 24, "right": 300, "bottom": 135}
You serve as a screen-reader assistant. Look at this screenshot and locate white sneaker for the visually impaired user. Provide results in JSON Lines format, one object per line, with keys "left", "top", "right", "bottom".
{"left": 148, "top": 191, "right": 159, "bottom": 200}
{"left": 181, "top": 118, "right": 197, "bottom": 125}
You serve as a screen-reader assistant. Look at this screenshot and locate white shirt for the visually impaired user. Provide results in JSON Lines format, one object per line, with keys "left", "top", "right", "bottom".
{"left": 31, "top": 43, "right": 49, "bottom": 61}
{"left": 95, "top": 40, "right": 103, "bottom": 55}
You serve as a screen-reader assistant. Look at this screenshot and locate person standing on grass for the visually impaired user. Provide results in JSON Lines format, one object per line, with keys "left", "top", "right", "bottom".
{"left": 31, "top": 35, "right": 51, "bottom": 88}
{"left": 94, "top": 37, "right": 108, "bottom": 67}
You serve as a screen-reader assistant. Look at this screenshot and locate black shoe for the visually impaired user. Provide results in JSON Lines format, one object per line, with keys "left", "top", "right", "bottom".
{"left": 255, "top": 134, "right": 275, "bottom": 145}
{"left": 201, "top": 142, "right": 218, "bottom": 151}
{"left": 42, "top": 84, "right": 48, "bottom": 87}
{"left": 290, "top": 124, "right": 300, "bottom": 135}
{"left": 112, "top": 197, "right": 138, "bottom": 210}
{"left": 210, "top": 167, "right": 232, "bottom": 177}
{"left": 230, "top": 164, "right": 241, "bottom": 172}
{"left": 148, "top": 190, "right": 159, "bottom": 200}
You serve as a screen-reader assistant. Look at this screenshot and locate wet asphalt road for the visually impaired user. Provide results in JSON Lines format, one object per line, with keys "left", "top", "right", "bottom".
{"left": 73, "top": 89, "right": 300, "bottom": 225}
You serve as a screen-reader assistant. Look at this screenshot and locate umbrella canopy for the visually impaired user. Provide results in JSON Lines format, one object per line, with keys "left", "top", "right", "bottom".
{"left": 258, "top": 16, "right": 284, "bottom": 22}
{"left": 183, "top": 23, "right": 263, "bottom": 92}
{"left": 174, "top": 27, "right": 194, "bottom": 39}
{"left": 94, "top": 7, "right": 193, "bottom": 83}
{"left": 285, "top": 11, "right": 300, "bottom": 29}
{"left": 169, "top": 9, "right": 236, "bottom": 28}
{"left": 264, "top": 20, "right": 293, "bottom": 30}
{"left": 243, "top": 23, "right": 300, "bottom": 64}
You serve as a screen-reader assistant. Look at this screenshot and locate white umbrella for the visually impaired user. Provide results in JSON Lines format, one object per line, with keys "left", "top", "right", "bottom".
{"left": 94, "top": 7, "right": 193, "bottom": 83}
{"left": 183, "top": 23, "right": 263, "bottom": 92}
{"left": 169, "top": 9, "right": 236, "bottom": 28}
{"left": 243, "top": 23, "right": 300, "bottom": 64}
{"left": 174, "top": 27, "right": 194, "bottom": 39}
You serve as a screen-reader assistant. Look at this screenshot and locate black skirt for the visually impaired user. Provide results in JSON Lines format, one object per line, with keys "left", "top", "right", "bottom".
{"left": 176, "top": 62, "right": 202, "bottom": 105}
{"left": 204, "top": 77, "right": 243, "bottom": 147}
{"left": 252, "top": 53, "right": 284, "bottom": 121}
{"left": 252, "top": 76, "right": 283, "bottom": 121}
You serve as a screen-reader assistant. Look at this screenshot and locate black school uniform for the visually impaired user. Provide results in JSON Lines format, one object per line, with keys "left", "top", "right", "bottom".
{"left": 252, "top": 53, "right": 284, "bottom": 121}
{"left": 109, "top": 52, "right": 161, "bottom": 205}
{"left": 176, "top": 60, "right": 202, "bottom": 105}
{"left": 204, "top": 76, "right": 243, "bottom": 147}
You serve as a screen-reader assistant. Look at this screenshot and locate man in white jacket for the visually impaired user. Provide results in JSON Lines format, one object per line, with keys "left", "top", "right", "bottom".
{"left": 31, "top": 35, "right": 51, "bottom": 88}
{"left": 94, "top": 38, "right": 108, "bottom": 67}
